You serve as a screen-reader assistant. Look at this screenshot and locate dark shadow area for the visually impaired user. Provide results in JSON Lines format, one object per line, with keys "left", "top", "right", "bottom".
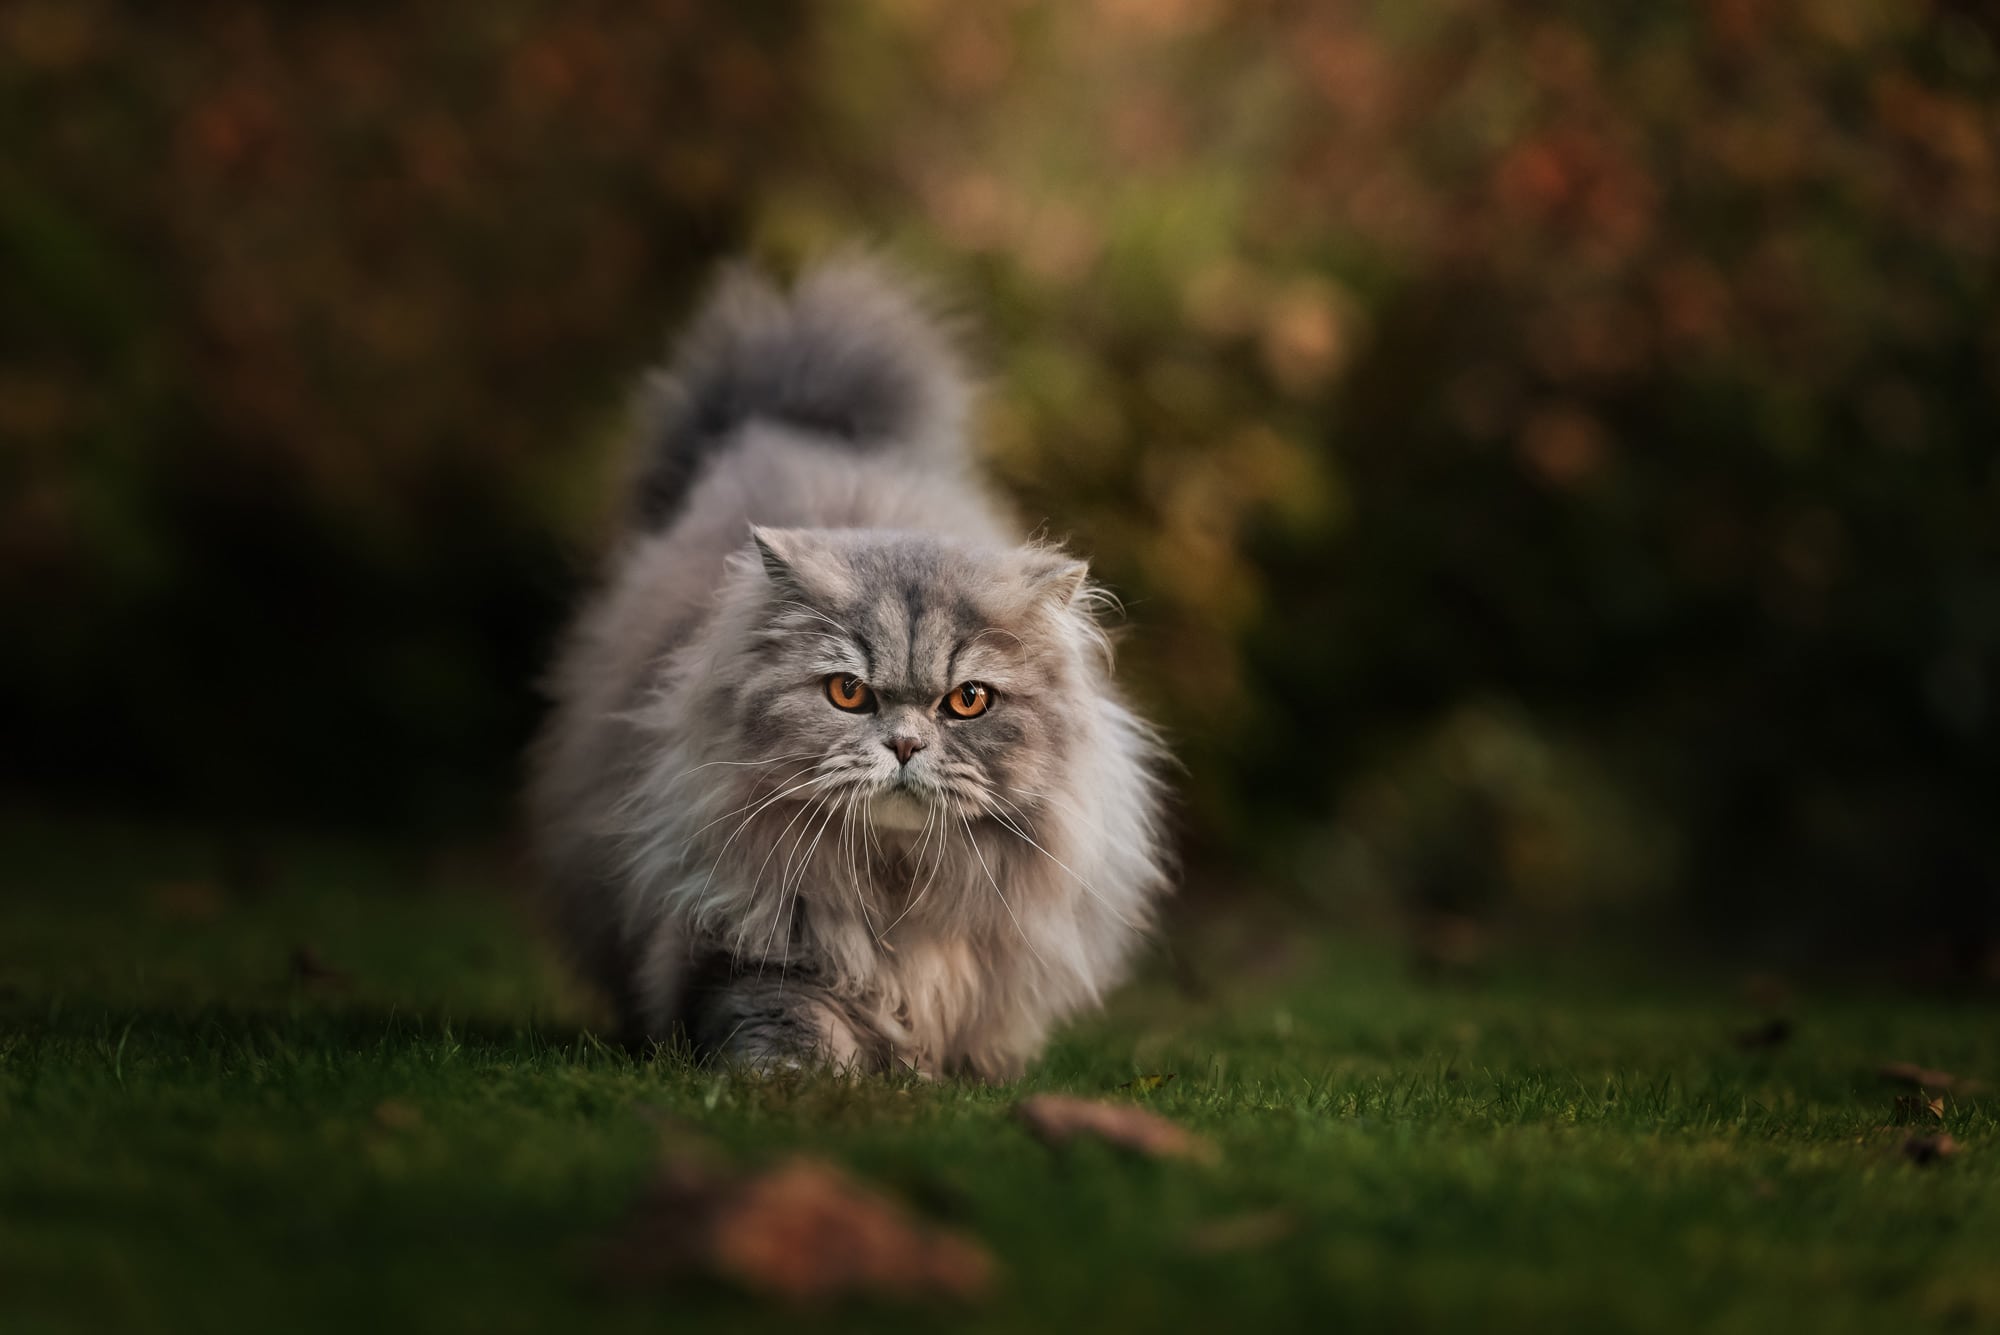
{"left": 3, "top": 3, "right": 1995, "bottom": 972}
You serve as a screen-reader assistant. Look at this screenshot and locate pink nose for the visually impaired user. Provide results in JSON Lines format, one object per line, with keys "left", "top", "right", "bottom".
{"left": 887, "top": 736, "right": 925, "bottom": 765}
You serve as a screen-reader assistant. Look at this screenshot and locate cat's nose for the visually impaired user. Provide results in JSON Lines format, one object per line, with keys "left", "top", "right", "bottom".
{"left": 886, "top": 736, "right": 926, "bottom": 766}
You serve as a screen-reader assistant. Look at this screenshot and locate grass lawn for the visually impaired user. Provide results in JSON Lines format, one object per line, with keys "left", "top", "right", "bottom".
{"left": 1, "top": 816, "right": 1995, "bottom": 1334}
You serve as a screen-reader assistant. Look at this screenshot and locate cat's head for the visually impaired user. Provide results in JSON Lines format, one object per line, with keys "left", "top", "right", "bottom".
{"left": 704, "top": 526, "right": 1108, "bottom": 837}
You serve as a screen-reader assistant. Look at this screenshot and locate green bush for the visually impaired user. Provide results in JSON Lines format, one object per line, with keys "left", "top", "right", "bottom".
{"left": 5, "top": 2, "right": 1995, "bottom": 956}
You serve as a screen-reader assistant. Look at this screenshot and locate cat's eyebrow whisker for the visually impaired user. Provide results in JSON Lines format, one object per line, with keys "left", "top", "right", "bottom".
{"left": 959, "top": 809, "right": 1047, "bottom": 968}
{"left": 774, "top": 600, "right": 857, "bottom": 639}
{"left": 780, "top": 630, "right": 859, "bottom": 656}
{"left": 957, "top": 626, "right": 1023, "bottom": 656}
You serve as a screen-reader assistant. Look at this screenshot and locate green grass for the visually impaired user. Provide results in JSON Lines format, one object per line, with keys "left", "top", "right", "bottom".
{"left": 2, "top": 817, "right": 1995, "bottom": 1334}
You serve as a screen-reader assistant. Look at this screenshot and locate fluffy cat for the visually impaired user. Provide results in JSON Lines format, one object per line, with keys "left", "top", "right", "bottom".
{"left": 527, "top": 258, "right": 1170, "bottom": 1079}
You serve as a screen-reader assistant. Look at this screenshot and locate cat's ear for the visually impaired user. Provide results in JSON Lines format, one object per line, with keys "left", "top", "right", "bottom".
{"left": 749, "top": 526, "right": 855, "bottom": 602}
{"left": 1019, "top": 548, "right": 1091, "bottom": 608}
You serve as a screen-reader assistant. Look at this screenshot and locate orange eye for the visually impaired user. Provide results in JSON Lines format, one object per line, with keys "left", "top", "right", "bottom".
{"left": 942, "top": 681, "right": 991, "bottom": 719}
{"left": 826, "top": 674, "right": 874, "bottom": 712}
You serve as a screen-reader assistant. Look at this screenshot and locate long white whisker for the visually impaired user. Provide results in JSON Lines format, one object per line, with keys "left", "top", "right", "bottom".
{"left": 660, "top": 751, "right": 815, "bottom": 786}
{"left": 693, "top": 770, "right": 835, "bottom": 924}
{"left": 839, "top": 791, "right": 878, "bottom": 937}
{"left": 959, "top": 810, "right": 1045, "bottom": 967}
{"left": 790, "top": 788, "right": 844, "bottom": 902}
{"left": 756, "top": 789, "right": 834, "bottom": 974}
{"left": 983, "top": 790, "right": 1045, "bottom": 838}
{"left": 776, "top": 788, "right": 847, "bottom": 985}
{"left": 878, "top": 795, "right": 945, "bottom": 937}
{"left": 863, "top": 792, "right": 886, "bottom": 864}
{"left": 912, "top": 796, "right": 953, "bottom": 909}
{"left": 979, "top": 793, "right": 1147, "bottom": 931}
{"left": 685, "top": 763, "right": 823, "bottom": 842}
{"left": 1007, "top": 787, "right": 1112, "bottom": 840}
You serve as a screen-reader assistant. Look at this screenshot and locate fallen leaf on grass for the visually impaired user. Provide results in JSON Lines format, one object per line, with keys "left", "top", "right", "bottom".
{"left": 1184, "top": 1209, "right": 1297, "bottom": 1254}
{"left": 147, "top": 880, "right": 225, "bottom": 922}
{"left": 1891, "top": 1094, "right": 1945, "bottom": 1125}
{"left": 1411, "top": 912, "right": 1487, "bottom": 978}
{"left": 1880, "top": 1062, "right": 1980, "bottom": 1094}
{"left": 1014, "top": 1094, "right": 1216, "bottom": 1163}
{"left": 603, "top": 1154, "right": 993, "bottom": 1304}
{"left": 1118, "top": 1073, "right": 1178, "bottom": 1092}
{"left": 1740, "top": 971, "right": 1794, "bottom": 1011}
{"left": 289, "top": 946, "right": 351, "bottom": 989}
{"left": 1734, "top": 1018, "right": 1794, "bottom": 1051}
{"left": 372, "top": 1099, "right": 423, "bottom": 1131}
{"left": 1903, "top": 1133, "right": 1960, "bottom": 1166}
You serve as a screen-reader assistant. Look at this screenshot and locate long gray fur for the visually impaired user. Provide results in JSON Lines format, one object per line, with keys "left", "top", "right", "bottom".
{"left": 529, "top": 256, "right": 1170, "bottom": 1080}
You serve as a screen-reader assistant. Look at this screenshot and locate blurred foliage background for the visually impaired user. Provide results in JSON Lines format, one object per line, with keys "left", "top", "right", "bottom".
{"left": 4, "top": 0, "right": 1996, "bottom": 969}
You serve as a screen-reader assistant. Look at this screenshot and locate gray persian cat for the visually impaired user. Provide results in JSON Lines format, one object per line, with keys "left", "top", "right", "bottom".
{"left": 528, "top": 258, "right": 1169, "bottom": 1079}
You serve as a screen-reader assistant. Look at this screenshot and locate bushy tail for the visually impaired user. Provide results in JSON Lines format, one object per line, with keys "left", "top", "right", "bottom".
{"left": 628, "top": 256, "right": 973, "bottom": 529}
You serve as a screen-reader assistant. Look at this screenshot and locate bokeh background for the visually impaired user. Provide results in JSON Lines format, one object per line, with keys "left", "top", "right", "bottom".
{"left": 5, "top": 0, "right": 1996, "bottom": 975}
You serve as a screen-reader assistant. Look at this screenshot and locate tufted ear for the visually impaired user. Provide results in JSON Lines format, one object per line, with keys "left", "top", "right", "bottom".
{"left": 1018, "top": 548, "right": 1090, "bottom": 608}
{"left": 749, "top": 526, "right": 858, "bottom": 603}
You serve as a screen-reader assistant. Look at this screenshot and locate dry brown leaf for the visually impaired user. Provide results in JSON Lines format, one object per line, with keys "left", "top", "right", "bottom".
{"left": 1014, "top": 1094, "right": 1217, "bottom": 1163}
{"left": 1903, "top": 1133, "right": 1960, "bottom": 1166}
{"left": 604, "top": 1154, "right": 993, "bottom": 1304}
{"left": 1734, "top": 1018, "right": 1793, "bottom": 1051}
{"left": 372, "top": 1099, "right": 422, "bottom": 1131}
{"left": 148, "top": 880, "right": 225, "bottom": 922}
{"left": 289, "top": 945, "right": 352, "bottom": 989}
{"left": 1410, "top": 912, "right": 1487, "bottom": 977}
{"left": 1740, "top": 971, "right": 1794, "bottom": 1011}
{"left": 1880, "top": 1061, "right": 1979, "bottom": 1094}
{"left": 1184, "top": 1209, "right": 1297, "bottom": 1254}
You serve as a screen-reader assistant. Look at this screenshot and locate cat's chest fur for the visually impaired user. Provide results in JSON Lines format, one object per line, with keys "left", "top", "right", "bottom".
{"left": 797, "top": 878, "right": 1051, "bottom": 1079}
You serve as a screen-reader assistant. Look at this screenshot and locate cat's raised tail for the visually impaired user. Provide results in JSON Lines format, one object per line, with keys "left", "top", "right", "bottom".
{"left": 628, "top": 256, "right": 974, "bottom": 530}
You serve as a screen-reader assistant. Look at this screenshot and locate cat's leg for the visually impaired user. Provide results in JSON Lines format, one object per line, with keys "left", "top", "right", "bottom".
{"left": 685, "top": 972, "right": 881, "bottom": 1074}
{"left": 620, "top": 916, "right": 693, "bottom": 1052}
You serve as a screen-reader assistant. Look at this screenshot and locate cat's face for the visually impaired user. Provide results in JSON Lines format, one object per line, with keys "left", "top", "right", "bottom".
{"left": 719, "top": 528, "right": 1092, "bottom": 840}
